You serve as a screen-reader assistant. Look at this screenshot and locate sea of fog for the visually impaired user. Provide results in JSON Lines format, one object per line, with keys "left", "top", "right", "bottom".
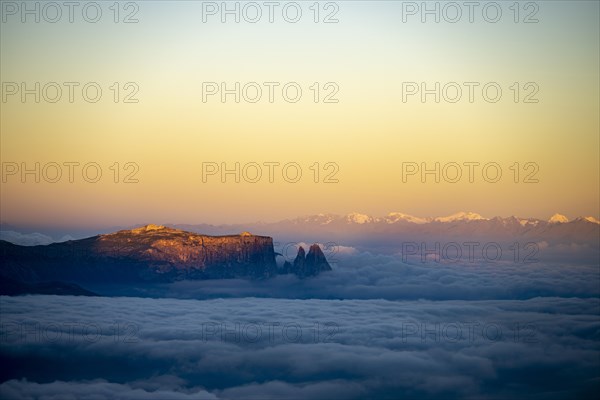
{"left": 1, "top": 255, "right": 599, "bottom": 399}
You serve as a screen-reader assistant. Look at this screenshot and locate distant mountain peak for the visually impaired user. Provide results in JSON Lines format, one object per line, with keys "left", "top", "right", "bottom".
{"left": 308, "top": 243, "right": 326, "bottom": 257}
{"left": 346, "top": 212, "right": 373, "bottom": 224}
{"left": 386, "top": 212, "right": 429, "bottom": 224}
{"left": 434, "top": 211, "right": 487, "bottom": 223}
{"left": 517, "top": 218, "right": 540, "bottom": 227}
{"left": 549, "top": 213, "right": 569, "bottom": 224}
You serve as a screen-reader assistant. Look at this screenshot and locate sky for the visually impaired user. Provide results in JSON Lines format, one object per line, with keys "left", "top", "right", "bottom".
{"left": 1, "top": 0, "right": 599, "bottom": 230}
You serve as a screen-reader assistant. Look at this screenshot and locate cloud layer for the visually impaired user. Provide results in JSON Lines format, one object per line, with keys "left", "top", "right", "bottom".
{"left": 96, "top": 252, "right": 599, "bottom": 301}
{"left": 2, "top": 250, "right": 599, "bottom": 399}
{"left": 1, "top": 294, "right": 599, "bottom": 399}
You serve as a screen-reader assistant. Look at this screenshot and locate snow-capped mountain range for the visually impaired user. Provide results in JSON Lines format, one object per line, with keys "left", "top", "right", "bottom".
{"left": 163, "top": 211, "right": 600, "bottom": 254}
{"left": 289, "top": 211, "right": 598, "bottom": 226}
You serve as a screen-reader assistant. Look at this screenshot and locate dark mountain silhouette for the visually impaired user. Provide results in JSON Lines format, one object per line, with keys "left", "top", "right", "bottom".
{"left": 281, "top": 245, "right": 332, "bottom": 277}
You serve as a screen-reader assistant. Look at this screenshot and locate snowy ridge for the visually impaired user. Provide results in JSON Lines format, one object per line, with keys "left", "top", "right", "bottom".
{"left": 549, "top": 214, "right": 569, "bottom": 224}
{"left": 290, "top": 211, "right": 599, "bottom": 226}
{"left": 433, "top": 211, "right": 487, "bottom": 223}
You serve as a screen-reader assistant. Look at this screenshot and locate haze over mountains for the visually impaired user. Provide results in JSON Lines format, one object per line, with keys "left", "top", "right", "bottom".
{"left": 2, "top": 212, "right": 598, "bottom": 262}
{"left": 165, "top": 212, "right": 600, "bottom": 257}
{"left": 205, "top": 210, "right": 599, "bottom": 228}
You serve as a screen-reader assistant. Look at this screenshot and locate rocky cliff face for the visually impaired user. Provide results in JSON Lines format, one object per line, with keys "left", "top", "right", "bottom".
{"left": 283, "top": 244, "right": 332, "bottom": 277}
{"left": 94, "top": 225, "right": 279, "bottom": 279}
{"left": 0, "top": 225, "right": 287, "bottom": 284}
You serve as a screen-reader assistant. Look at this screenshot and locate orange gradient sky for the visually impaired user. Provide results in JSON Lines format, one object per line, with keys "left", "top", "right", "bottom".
{"left": 1, "top": 1, "right": 598, "bottom": 229}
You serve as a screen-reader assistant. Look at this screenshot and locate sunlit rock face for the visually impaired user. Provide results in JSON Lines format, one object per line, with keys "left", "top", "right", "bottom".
{"left": 0, "top": 225, "right": 290, "bottom": 284}
{"left": 94, "top": 225, "right": 279, "bottom": 279}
